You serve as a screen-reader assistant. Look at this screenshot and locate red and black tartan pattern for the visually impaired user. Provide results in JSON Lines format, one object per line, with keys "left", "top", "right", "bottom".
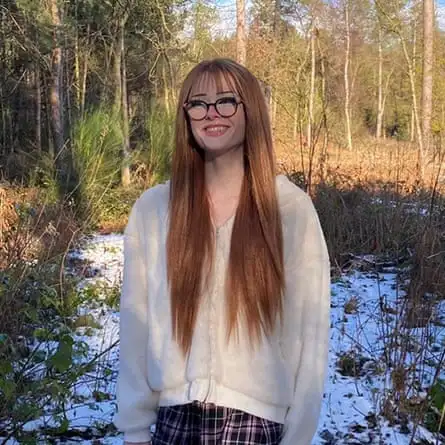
{"left": 152, "top": 401, "right": 284, "bottom": 445}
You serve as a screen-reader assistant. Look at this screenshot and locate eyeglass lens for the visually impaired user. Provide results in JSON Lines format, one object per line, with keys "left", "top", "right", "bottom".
{"left": 187, "top": 98, "right": 237, "bottom": 120}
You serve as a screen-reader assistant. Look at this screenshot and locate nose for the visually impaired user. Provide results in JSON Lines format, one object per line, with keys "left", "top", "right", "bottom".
{"left": 206, "top": 104, "right": 219, "bottom": 119}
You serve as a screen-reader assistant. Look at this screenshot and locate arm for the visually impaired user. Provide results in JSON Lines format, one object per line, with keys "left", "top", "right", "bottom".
{"left": 125, "top": 443, "right": 151, "bottom": 445}
{"left": 114, "top": 199, "right": 159, "bottom": 443}
{"left": 280, "top": 196, "right": 330, "bottom": 445}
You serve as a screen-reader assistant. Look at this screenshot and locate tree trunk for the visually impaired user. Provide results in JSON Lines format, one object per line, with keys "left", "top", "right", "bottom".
{"left": 306, "top": 24, "right": 318, "bottom": 196}
{"left": 410, "top": 18, "right": 417, "bottom": 142}
{"left": 344, "top": 0, "right": 353, "bottom": 150}
{"left": 162, "top": 56, "right": 170, "bottom": 115}
{"left": 80, "top": 24, "right": 90, "bottom": 119}
{"left": 0, "top": 80, "right": 5, "bottom": 156}
{"left": 271, "top": 90, "right": 277, "bottom": 135}
{"left": 49, "top": 0, "right": 64, "bottom": 160}
{"left": 376, "top": 27, "right": 383, "bottom": 139}
{"left": 8, "top": 108, "right": 13, "bottom": 154}
{"left": 74, "top": 0, "right": 81, "bottom": 115}
{"left": 293, "top": 107, "right": 298, "bottom": 145}
{"left": 236, "top": 0, "right": 246, "bottom": 65}
{"left": 64, "top": 36, "right": 72, "bottom": 133}
{"left": 44, "top": 73, "right": 54, "bottom": 157}
{"left": 317, "top": 35, "right": 329, "bottom": 183}
{"left": 120, "top": 22, "right": 131, "bottom": 187}
{"left": 381, "top": 68, "right": 393, "bottom": 137}
{"left": 401, "top": 38, "right": 424, "bottom": 178}
{"left": 421, "top": 0, "right": 434, "bottom": 153}
{"left": 35, "top": 63, "right": 42, "bottom": 152}
{"left": 73, "top": 18, "right": 89, "bottom": 120}
{"left": 114, "top": 34, "right": 122, "bottom": 112}
{"left": 166, "top": 52, "right": 177, "bottom": 105}
{"left": 307, "top": 25, "right": 316, "bottom": 152}
{"left": 273, "top": 0, "right": 281, "bottom": 38}
{"left": 0, "top": 7, "right": 4, "bottom": 156}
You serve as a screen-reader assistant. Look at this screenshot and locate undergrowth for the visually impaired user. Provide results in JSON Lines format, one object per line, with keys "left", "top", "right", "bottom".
{"left": 296, "top": 169, "right": 445, "bottom": 442}
{"left": 0, "top": 180, "right": 119, "bottom": 441}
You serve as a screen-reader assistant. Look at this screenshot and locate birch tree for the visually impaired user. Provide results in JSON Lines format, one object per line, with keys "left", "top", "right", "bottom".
{"left": 307, "top": 22, "right": 316, "bottom": 153}
{"left": 120, "top": 18, "right": 131, "bottom": 187}
{"left": 49, "top": 0, "right": 64, "bottom": 161}
{"left": 344, "top": 0, "right": 353, "bottom": 150}
{"left": 236, "top": 0, "right": 247, "bottom": 65}
{"left": 376, "top": 26, "right": 384, "bottom": 138}
{"left": 421, "top": 0, "right": 434, "bottom": 153}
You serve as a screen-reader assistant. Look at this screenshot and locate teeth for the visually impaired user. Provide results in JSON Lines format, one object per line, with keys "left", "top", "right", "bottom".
{"left": 206, "top": 126, "right": 226, "bottom": 133}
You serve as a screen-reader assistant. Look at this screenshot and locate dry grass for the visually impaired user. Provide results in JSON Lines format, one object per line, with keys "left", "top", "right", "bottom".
{"left": 276, "top": 136, "right": 445, "bottom": 296}
{"left": 0, "top": 184, "right": 82, "bottom": 344}
{"left": 275, "top": 137, "right": 444, "bottom": 195}
{"left": 0, "top": 186, "right": 80, "bottom": 269}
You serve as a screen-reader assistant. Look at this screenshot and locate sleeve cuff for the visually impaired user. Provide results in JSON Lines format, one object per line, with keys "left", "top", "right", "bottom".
{"left": 124, "top": 429, "right": 152, "bottom": 443}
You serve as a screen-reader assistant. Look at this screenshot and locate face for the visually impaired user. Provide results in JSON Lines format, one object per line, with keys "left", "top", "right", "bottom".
{"left": 186, "top": 74, "right": 246, "bottom": 157}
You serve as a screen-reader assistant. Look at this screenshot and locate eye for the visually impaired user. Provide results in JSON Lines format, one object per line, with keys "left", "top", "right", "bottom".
{"left": 217, "top": 97, "right": 237, "bottom": 105}
{"left": 187, "top": 100, "right": 207, "bottom": 109}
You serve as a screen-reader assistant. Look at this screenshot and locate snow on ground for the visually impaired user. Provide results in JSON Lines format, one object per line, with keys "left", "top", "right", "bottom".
{"left": 66, "top": 235, "right": 123, "bottom": 439}
{"left": 17, "top": 234, "right": 444, "bottom": 444}
{"left": 317, "top": 271, "right": 442, "bottom": 444}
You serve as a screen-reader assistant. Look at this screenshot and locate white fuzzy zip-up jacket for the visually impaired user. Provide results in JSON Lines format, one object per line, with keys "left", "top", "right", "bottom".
{"left": 114, "top": 174, "right": 331, "bottom": 444}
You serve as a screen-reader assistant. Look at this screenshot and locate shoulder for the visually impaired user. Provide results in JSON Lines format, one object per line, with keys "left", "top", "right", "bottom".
{"left": 128, "top": 180, "right": 170, "bottom": 230}
{"left": 276, "top": 175, "right": 328, "bottom": 264}
{"left": 275, "top": 174, "right": 316, "bottom": 221}
{"left": 135, "top": 180, "right": 170, "bottom": 214}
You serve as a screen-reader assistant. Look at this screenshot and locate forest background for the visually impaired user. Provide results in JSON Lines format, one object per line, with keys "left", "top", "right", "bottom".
{"left": 0, "top": 0, "right": 445, "bottom": 442}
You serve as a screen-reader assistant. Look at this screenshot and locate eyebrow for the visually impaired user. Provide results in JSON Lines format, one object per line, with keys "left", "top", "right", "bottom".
{"left": 190, "top": 90, "right": 235, "bottom": 98}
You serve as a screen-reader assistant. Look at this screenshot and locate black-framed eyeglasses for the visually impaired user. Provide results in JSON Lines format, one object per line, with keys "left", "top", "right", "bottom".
{"left": 184, "top": 97, "right": 243, "bottom": 121}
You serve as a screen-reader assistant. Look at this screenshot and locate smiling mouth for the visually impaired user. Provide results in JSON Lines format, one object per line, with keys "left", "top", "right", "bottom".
{"left": 203, "top": 126, "right": 229, "bottom": 137}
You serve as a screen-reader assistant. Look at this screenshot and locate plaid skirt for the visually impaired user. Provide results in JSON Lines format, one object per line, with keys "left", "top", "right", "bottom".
{"left": 151, "top": 401, "right": 284, "bottom": 445}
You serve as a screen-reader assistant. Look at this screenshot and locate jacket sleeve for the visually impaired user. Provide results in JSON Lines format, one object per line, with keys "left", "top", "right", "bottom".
{"left": 280, "top": 194, "right": 331, "bottom": 445}
{"left": 114, "top": 198, "right": 159, "bottom": 442}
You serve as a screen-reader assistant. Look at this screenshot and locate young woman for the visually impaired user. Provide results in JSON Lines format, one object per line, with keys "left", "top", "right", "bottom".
{"left": 114, "top": 58, "right": 330, "bottom": 445}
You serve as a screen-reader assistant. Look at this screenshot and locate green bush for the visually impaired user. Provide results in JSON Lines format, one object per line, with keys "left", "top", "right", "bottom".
{"left": 0, "top": 259, "right": 82, "bottom": 439}
{"left": 71, "top": 108, "right": 124, "bottom": 228}
{"left": 134, "top": 104, "right": 174, "bottom": 187}
{"left": 425, "top": 380, "right": 445, "bottom": 435}
{"left": 97, "top": 185, "right": 143, "bottom": 232}
{"left": 0, "top": 256, "right": 118, "bottom": 441}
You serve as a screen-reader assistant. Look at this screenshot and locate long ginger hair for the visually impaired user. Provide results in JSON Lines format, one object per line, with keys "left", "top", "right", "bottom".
{"left": 167, "top": 59, "right": 284, "bottom": 356}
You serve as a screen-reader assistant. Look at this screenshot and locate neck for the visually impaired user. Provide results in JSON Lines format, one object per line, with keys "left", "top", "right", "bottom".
{"left": 204, "top": 146, "right": 244, "bottom": 200}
